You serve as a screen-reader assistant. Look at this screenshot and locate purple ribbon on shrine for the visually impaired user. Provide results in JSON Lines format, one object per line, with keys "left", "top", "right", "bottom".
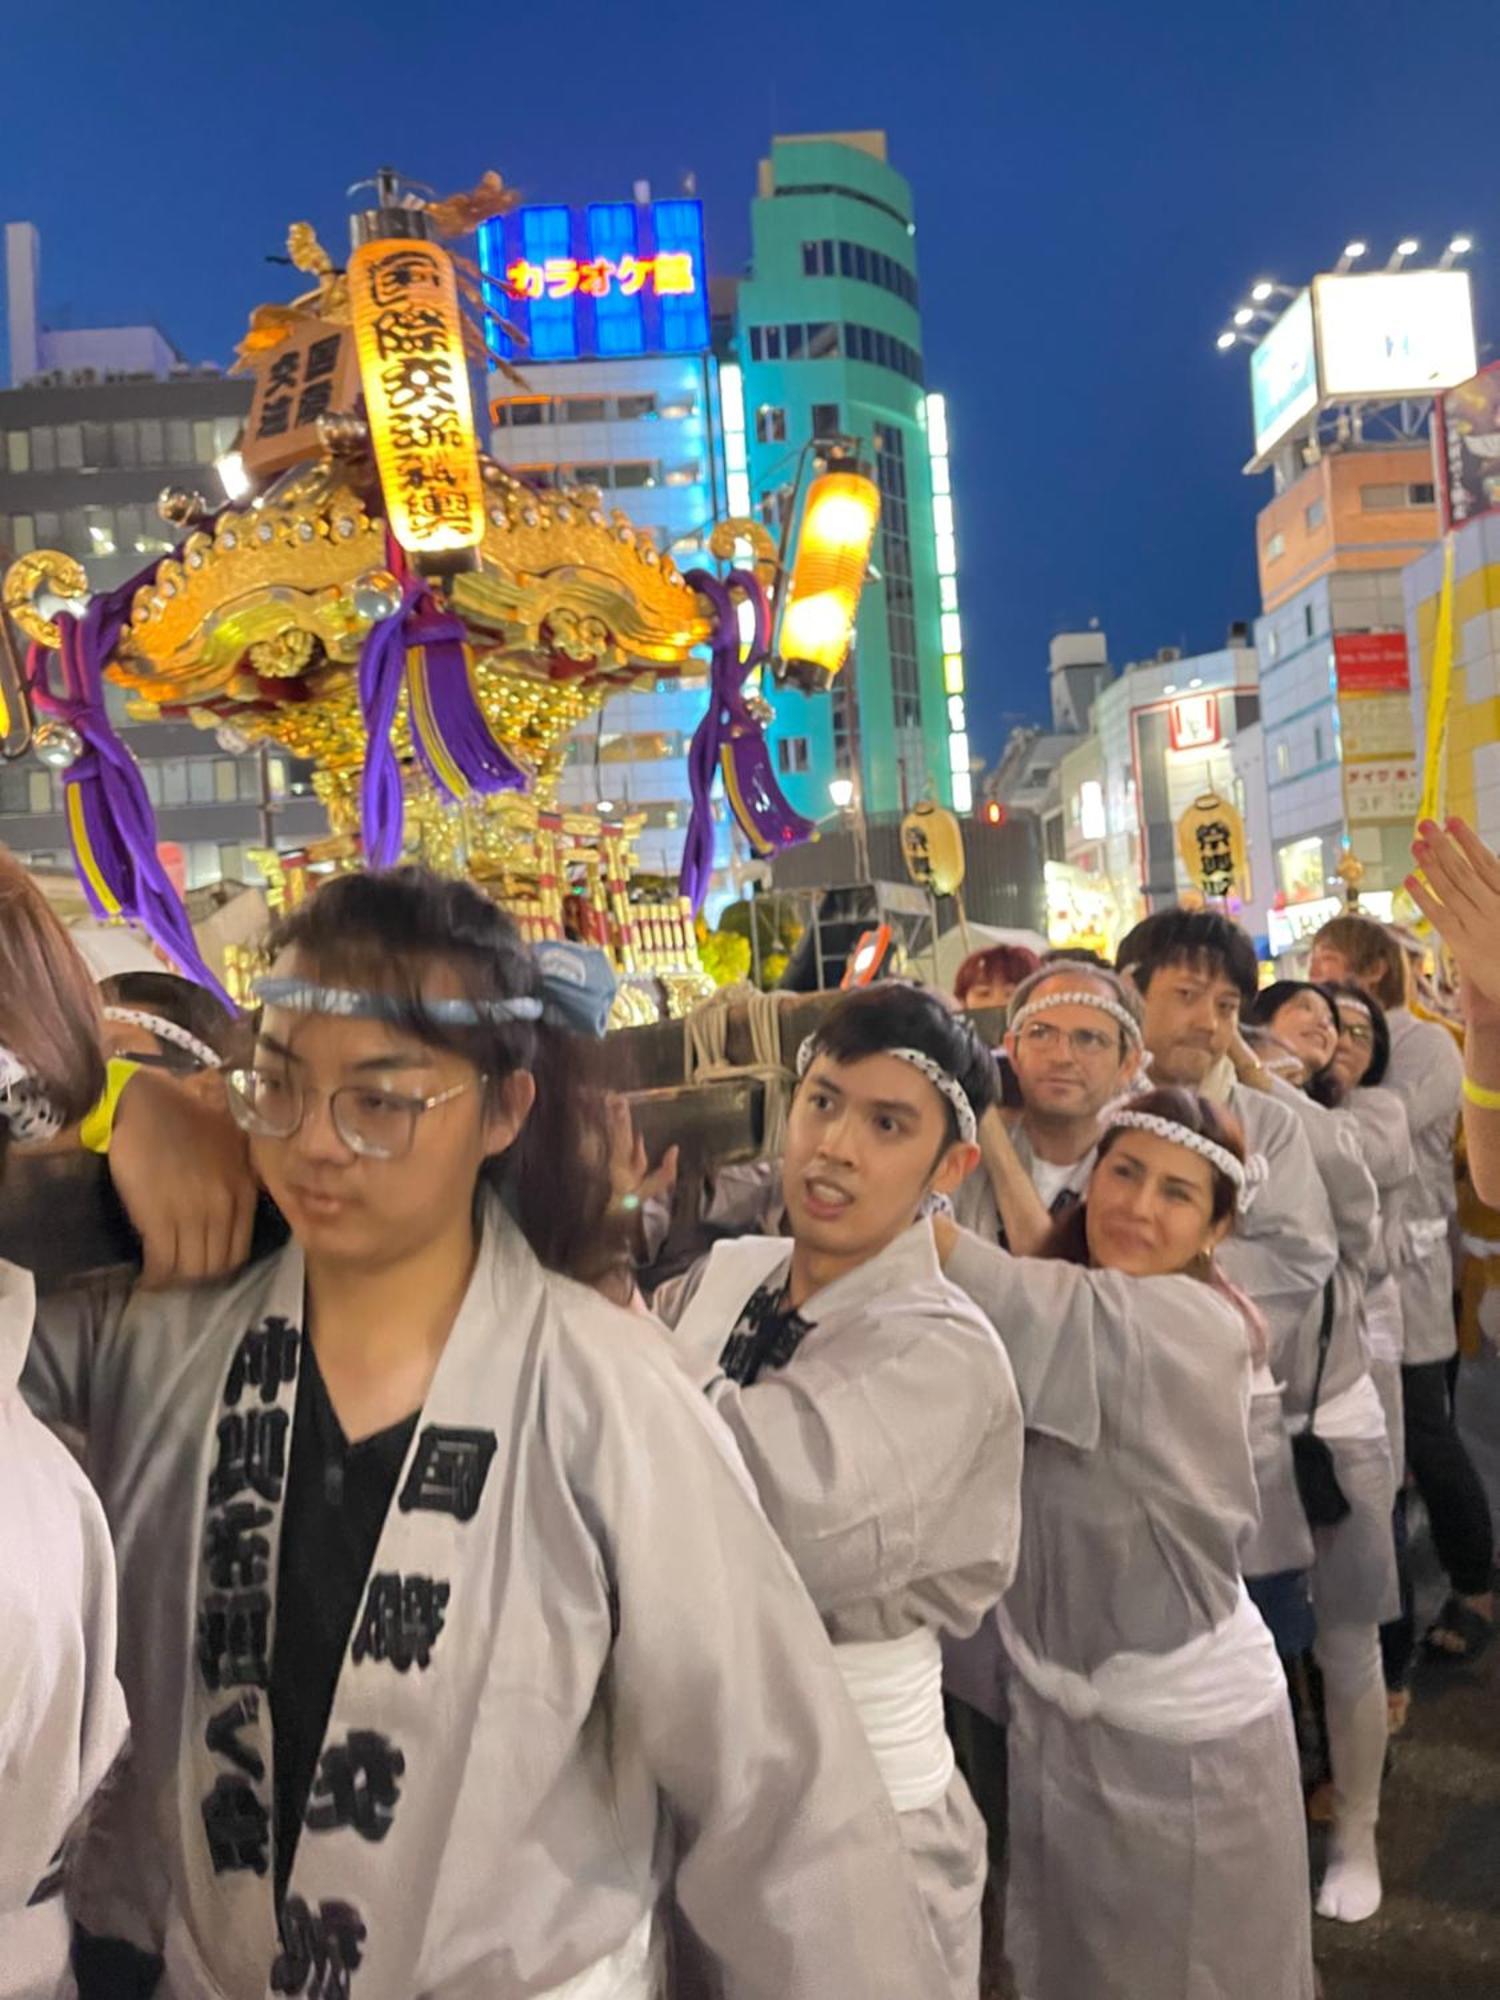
{"left": 678, "top": 569, "right": 816, "bottom": 912}
{"left": 357, "top": 583, "right": 530, "bottom": 868}
{"left": 29, "top": 558, "right": 235, "bottom": 1010}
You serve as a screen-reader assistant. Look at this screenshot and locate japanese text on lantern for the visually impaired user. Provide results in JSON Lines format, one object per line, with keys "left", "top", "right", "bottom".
{"left": 347, "top": 238, "right": 485, "bottom": 560}
{"left": 1176, "top": 793, "right": 1246, "bottom": 904}
{"left": 502, "top": 253, "right": 697, "bottom": 302}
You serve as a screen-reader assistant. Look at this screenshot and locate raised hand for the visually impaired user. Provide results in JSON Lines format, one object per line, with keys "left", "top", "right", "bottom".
{"left": 1407, "top": 818, "right": 1500, "bottom": 1029}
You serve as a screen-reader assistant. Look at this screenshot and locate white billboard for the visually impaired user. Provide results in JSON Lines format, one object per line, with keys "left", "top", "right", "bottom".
{"left": 1251, "top": 288, "right": 1318, "bottom": 458}
{"left": 1314, "top": 270, "right": 1477, "bottom": 400}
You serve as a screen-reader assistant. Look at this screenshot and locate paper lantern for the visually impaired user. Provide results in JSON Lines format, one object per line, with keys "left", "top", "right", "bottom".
{"left": 901, "top": 802, "right": 967, "bottom": 896}
{"left": 780, "top": 470, "right": 880, "bottom": 674}
{"left": 1176, "top": 792, "right": 1247, "bottom": 903}
{"left": 348, "top": 233, "right": 486, "bottom": 565}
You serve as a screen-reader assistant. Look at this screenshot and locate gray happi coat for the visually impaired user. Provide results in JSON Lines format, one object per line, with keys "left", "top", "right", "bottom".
{"left": 1217, "top": 1080, "right": 1337, "bottom": 1578}
{"left": 1385, "top": 1008, "right": 1463, "bottom": 1366}
{"left": 1264, "top": 1077, "right": 1398, "bottom": 1626}
{"left": 24, "top": 1203, "right": 950, "bottom": 2000}
{"left": 651, "top": 1221, "right": 1024, "bottom": 2000}
{"left": 943, "top": 1235, "right": 1314, "bottom": 2000}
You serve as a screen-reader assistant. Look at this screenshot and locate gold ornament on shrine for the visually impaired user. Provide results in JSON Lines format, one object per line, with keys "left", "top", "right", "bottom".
{"left": 1176, "top": 791, "right": 1247, "bottom": 904}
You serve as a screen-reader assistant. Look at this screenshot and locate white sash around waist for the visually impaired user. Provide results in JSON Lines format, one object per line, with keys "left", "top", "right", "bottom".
{"left": 1310, "top": 1369, "right": 1389, "bottom": 1444}
{"left": 1403, "top": 1215, "right": 1451, "bottom": 1261}
{"left": 994, "top": 1583, "right": 1286, "bottom": 1745}
{"left": 160, "top": 1908, "right": 660, "bottom": 2000}
{"left": 834, "top": 1627, "right": 955, "bottom": 1814}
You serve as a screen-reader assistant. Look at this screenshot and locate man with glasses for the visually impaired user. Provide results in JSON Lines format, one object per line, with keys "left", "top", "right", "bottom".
{"left": 953, "top": 964, "right": 1145, "bottom": 1251}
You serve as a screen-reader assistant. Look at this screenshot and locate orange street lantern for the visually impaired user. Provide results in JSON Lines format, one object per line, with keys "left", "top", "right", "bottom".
{"left": 901, "top": 802, "right": 967, "bottom": 897}
{"left": 780, "top": 469, "right": 880, "bottom": 675}
{"left": 348, "top": 222, "right": 486, "bottom": 569}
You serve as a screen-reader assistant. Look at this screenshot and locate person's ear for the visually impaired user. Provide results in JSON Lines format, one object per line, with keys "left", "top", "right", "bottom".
{"left": 481, "top": 1069, "right": 535, "bottom": 1159}
{"left": 1205, "top": 1211, "right": 1234, "bottom": 1255}
{"left": 931, "top": 1139, "right": 980, "bottom": 1197}
{"left": 1118, "top": 1044, "right": 1143, "bottom": 1087}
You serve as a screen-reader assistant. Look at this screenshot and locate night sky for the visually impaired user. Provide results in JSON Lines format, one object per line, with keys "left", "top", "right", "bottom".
{"left": 5, "top": 0, "right": 1492, "bottom": 762}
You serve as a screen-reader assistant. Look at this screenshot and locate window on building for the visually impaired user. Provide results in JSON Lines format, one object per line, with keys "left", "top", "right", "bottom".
{"left": 561, "top": 398, "right": 607, "bottom": 425}
{"left": 159, "top": 761, "right": 188, "bottom": 807}
{"left": 570, "top": 463, "right": 612, "bottom": 488}
{"left": 755, "top": 406, "right": 787, "bottom": 444}
{"left": 776, "top": 736, "right": 810, "bottom": 775}
{"left": 28, "top": 772, "right": 53, "bottom": 814}
{"left": 1305, "top": 498, "right": 1326, "bottom": 531}
{"left": 82, "top": 506, "right": 115, "bottom": 557}
{"left": 613, "top": 462, "right": 657, "bottom": 489}
{"left": 764, "top": 325, "right": 783, "bottom": 360}
{"left": 839, "top": 241, "right": 855, "bottom": 277}
{"left": 875, "top": 425, "right": 923, "bottom": 733}
{"left": 811, "top": 401, "right": 840, "bottom": 437}
{"left": 165, "top": 419, "right": 194, "bottom": 465}
{"left": 784, "top": 322, "right": 806, "bottom": 359}
{"left": 616, "top": 393, "right": 656, "bottom": 420}
{"left": 29, "top": 428, "right": 55, "bottom": 473}
{"left": 33, "top": 511, "right": 59, "bottom": 548}
{"left": 1264, "top": 627, "right": 1280, "bottom": 660}
{"left": 7, "top": 515, "right": 34, "bottom": 554}
{"left": 193, "top": 418, "right": 220, "bottom": 463}
{"left": 1304, "top": 601, "right": 1316, "bottom": 639}
{"left": 137, "top": 419, "right": 164, "bottom": 466}
{"left": 807, "top": 322, "right": 839, "bottom": 359}
{"left": 748, "top": 326, "right": 764, "bottom": 361}
{"left": 509, "top": 400, "right": 550, "bottom": 427}
{"left": 5, "top": 431, "right": 29, "bottom": 473}
{"left": 1360, "top": 482, "right": 1406, "bottom": 511}
{"left": 663, "top": 464, "right": 701, "bottom": 487}
{"left": 53, "top": 425, "right": 82, "bottom": 471}
{"left": 213, "top": 760, "right": 238, "bottom": 804}
{"left": 1409, "top": 482, "right": 1435, "bottom": 506}
{"left": 188, "top": 759, "right": 216, "bottom": 805}
{"left": 110, "top": 420, "right": 139, "bottom": 467}
{"left": 1264, "top": 531, "right": 1286, "bottom": 561}
{"left": 802, "top": 242, "right": 820, "bottom": 276}
{"left": 1276, "top": 741, "right": 1291, "bottom": 778}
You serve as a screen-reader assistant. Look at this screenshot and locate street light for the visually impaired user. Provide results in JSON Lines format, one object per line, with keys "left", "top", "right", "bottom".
{"left": 828, "top": 777, "right": 855, "bottom": 810}
{"left": 1233, "top": 307, "right": 1255, "bottom": 327}
{"left": 1250, "top": 282, "right": 1275, "bottom": 304}
{"left": 1215, "top": 330, "right": 1238, "bottom": 352}
{"left": 1388, "top": 238, "right": 1420, "bottom": 270}
{"left": 1439, "top": 235, "right": 1474, "bottom": 269}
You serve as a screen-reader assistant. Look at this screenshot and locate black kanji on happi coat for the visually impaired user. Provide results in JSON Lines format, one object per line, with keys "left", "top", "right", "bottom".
{"left": 198, "top": 1587, "right": 271, "bottom": 1692}
{"left": 204, "top": 1500, "right": 274, "bottom": 1590}
{"left": 271, "top": 1897, "right": 368, "bottom": 1999}
{"left": 201, "top": 1772, "right": 271, "bottom": 1875}
{"left": 205, "top": 1691, "right": 266, "bottom": 1781}
{"left": 305, "top": 1730, "right": 406, "bottom": 1843}
{"left": 210, "top": 1407, "right": 291, "bottom": 1507}
{"left": 225, "top": 1315, "right": 301, "bottom": 1407}
{"left": 719, "top": 1282, "right": 815, "bottom": 1387}
{"left": 397, "top": 1425, "right": 497, "bottom": 1522}
{"left": 350, "top": 1571, "right": 450, "bottom": 1673}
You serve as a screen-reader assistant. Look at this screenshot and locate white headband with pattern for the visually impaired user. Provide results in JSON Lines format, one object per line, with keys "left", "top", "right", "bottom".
{"left": 797, "top": 1033, "right": 978, "bottom": 1145}
{"left": 103, "top": 1006, "right": 223, "bottom": 1071}
{"left": 1104, "top": 1108, "right": 1263, "bottom": 1211}
{"left": 1009, "top": 987, "right": 1143, "bottom": 1047}
{"left": 0, "top": 1044, "right": 65, "bottom": 1144}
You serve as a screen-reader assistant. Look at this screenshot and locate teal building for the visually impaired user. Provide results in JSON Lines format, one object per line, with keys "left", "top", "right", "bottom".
{"left": 732, "top": 132, "right": 967, "bottom": 825}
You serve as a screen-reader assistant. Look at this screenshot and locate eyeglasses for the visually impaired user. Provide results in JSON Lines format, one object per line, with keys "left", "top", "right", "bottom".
{"left": 226, "top": 1067, "right": 477, "bottom": 1161}
{"left": 1337, "top": 1021, "right": 1374, "bottom": 1047}
{"left": 1016, "top": 1020, "right": 1116, "bottom": 1058}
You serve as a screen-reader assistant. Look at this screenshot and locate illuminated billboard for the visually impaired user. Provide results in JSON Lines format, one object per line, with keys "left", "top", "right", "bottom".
{"left": 1313, "top": 270, "right": 1476, "bottom": 400}
{"left": 1251, "top": 289, "right": 1317, "bottom": 458}
{"left": 478, "top": 200, "right": 710, "bottom": 362}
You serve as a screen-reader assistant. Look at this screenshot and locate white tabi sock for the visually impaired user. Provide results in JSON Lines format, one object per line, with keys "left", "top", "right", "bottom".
{"left": 1314, "top": 1627, "right": 1387, "bottom": 1925}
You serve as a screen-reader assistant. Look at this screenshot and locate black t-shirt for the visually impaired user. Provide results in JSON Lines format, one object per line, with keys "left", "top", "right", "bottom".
{"left": 269, "top": 1338, "right": 418, "bottom": 1908}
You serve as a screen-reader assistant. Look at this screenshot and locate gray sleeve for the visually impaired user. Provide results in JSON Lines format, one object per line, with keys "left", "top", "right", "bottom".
{"left": 1217, "top": 1092, "right": 1338, "bottom": 1349}
{"left": 22, "top": 1279, "right": 134, "bottom": 1435}
{"left": 702, "top": 1307, "right": 1021, "bottom": 1618}
{"left": 593, "top": 1348, "right": 950, "bottom": 1998}
{"left": 944, "top": 1233, "right": 1109, "bottom": 1448}
{"left": 644, "top": 1253, "right": 710, "bottom": 1332}
{"left": 1392, "top": 1021, "right": 1463, "bottom": 1145}
{"left": 1267, "top": 1080, "right": 1379, "bottom": 1282}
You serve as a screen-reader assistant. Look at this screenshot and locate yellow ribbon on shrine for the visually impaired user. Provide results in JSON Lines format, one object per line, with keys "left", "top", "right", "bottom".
{"left": 1418, "top": 537, "right": 1457, "bottom": 828}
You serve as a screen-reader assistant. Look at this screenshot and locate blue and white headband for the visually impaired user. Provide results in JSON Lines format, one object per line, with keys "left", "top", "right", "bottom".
{"left": 1103, "top": 1108, "right": 1268, "bottom": 1214}
{"left": 253, "top": 940, "right": 618, "bottom": 1042}
{"left": 1008, "top": 986, "right": 1143, "bottom": 1048}
{"left": 0, "top": 1044, "right": 65, "bottom": 1144}
{"left": 796, "top": 1033, "right": 979, "bottom": 1145}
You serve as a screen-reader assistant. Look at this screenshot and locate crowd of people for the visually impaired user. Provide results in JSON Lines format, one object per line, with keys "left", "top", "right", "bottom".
{"left": 1, "top": 816, "right": 1497, "bottom": 2000}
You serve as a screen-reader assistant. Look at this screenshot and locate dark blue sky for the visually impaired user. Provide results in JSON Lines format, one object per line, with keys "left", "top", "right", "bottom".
{"left": 5, "top": 0, "right": 1491, "bottom": 762}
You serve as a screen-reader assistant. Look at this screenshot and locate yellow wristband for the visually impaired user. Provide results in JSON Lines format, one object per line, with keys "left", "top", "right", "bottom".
{"left": 79, "top": 1058, "right": 143, "bottom": 1154}
{"left": 1462, "top": 1073, "right": 1500, "bottom": 1112}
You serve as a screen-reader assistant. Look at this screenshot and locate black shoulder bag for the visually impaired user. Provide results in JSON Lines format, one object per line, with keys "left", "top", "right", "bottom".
{"left": 1291, "top": 1278, "right": 1352, "bottom": 1529}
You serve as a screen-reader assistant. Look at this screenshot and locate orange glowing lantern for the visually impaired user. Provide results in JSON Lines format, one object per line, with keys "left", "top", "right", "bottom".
{"left": 348, "top": 221, "right": 486, "bottom": 568}
{"left": 779, "top": 469, "right": 881, "bottom": 675}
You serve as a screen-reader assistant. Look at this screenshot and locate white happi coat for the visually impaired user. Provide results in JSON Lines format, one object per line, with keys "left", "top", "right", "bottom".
{"left": 1385, "top": 1009, "right": 1463, "bottom": 1366}
{"left": 942, "top": 1236, "right": 1315, "bottom": 2000}
{"left": 651, "top": 1222, "right": 1024, "bottom": 2000}
{"left": 1214, "top": 1078, "right": 1338, "bottom": 1579}
{"left": 0, "top": 1259, "right": 127, "bottom": 2000}
{"left": 24, "top": 1204, "right": 950, "bottom": 2000}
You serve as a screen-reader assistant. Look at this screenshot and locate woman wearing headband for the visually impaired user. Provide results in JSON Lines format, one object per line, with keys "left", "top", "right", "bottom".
{"left": 0, "top": 854, "right": 127, "bottom": 1995}
{"left": 25, "top": 868, "right": 949, "bottom": 2000}
{"left": 649, "top": 983, "right": 1025, "bottom": 1999}
{"left": 929, "top": 1087, "right": 1314, "bottom": 2000}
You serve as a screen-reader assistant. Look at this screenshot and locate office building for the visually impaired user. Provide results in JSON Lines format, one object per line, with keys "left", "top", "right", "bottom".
{"left": 734, "top": 132, "right": 965, "bottom": 822}
{"left": 0, "top": 222, "right": 326, "bottom": 884}
{"left": 481, "top": 194, "right": 741, "bottom": 895}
